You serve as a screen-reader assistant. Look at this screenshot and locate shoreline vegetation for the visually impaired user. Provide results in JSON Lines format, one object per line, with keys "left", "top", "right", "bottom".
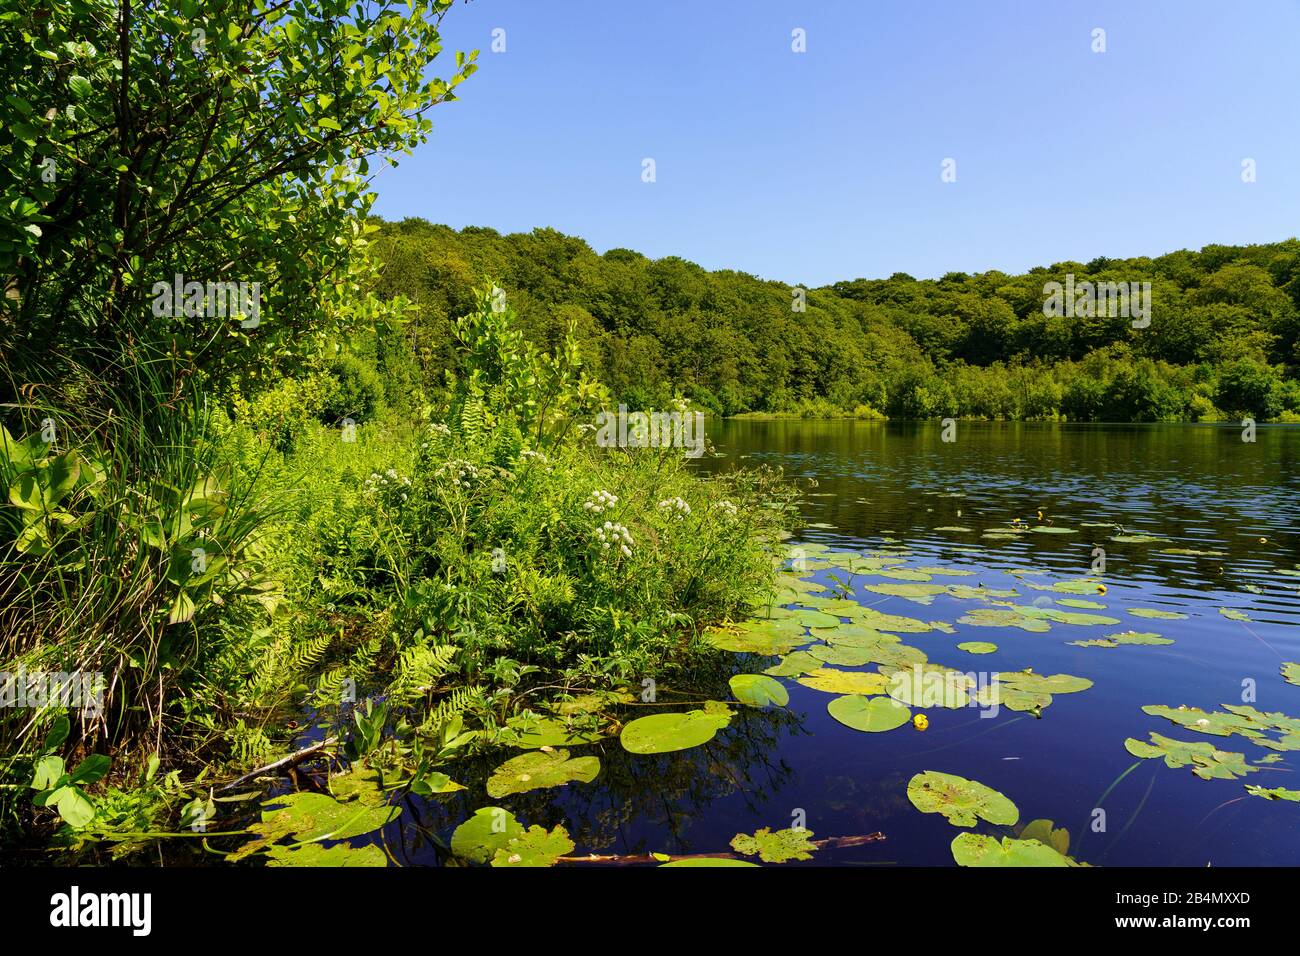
{"left": 374, "top": 219, "right": 1300, "bottom": 425}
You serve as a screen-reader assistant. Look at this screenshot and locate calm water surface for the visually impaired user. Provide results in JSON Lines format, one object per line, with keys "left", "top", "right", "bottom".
{"left": 398, "top": 422, "right": 1300, "bottom": 866}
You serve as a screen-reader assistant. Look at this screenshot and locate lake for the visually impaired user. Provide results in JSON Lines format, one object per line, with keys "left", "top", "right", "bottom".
{"left": 397, "top": 421, "right": 1300, "bottom": 867}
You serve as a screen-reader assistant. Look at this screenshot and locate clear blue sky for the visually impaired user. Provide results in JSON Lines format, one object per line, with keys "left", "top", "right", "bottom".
{"left": 371, "top": 0, "right": 1300, "bottom": 286}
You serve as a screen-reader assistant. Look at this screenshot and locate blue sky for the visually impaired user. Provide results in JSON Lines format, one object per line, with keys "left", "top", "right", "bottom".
{"left": 371, "top": 0, "right": 1300, "bottom": 286}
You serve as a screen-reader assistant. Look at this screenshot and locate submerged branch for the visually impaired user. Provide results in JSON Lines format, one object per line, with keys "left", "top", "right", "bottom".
{"left": 557, "top": 832, "right": 886, "bottom": 865}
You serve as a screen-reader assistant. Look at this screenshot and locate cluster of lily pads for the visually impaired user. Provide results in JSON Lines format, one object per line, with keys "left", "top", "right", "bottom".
{"left": 906, "top": 770, "right": 1087, "bottom": 867}
{"left": 227, "top": 528, "right": 1297, "bottom": 867}
{"left": 1125, "top": 697, "right": 1300, "bottom": 801}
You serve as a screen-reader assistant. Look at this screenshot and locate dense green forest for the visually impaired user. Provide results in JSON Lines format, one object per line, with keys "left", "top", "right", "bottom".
{"left": 374, "top": 219, "right": 1300, "bottom": 422}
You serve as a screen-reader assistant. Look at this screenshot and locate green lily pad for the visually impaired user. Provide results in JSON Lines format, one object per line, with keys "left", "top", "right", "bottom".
{"left": 730, "top": 826, "right": 817, "bottom": 863}
{"left": 512, "top": 717, "right": 606, "bottom": 749}
{"left": 957, "top": 641, "right": 997, "bottom": 654}
{"left": 763, "top": 651, "right": 822, "bottom": 677}
{"left": 827, "top": 694, "right": 912, "bottom": 732}
{"left": 1031, "top": 526, "right": 1077, "bottom": 534}
{"left": 797, "top": 667, "right": 890, "bottom": 695}
{"left": 907, "top": 771, "right": 1019, "bottom": 827}
{"left": 1125, "top": 733, "right": 1258, "bottom": 780}
{"left": 958, "top": 608, "right": 1051, "bottom": 632}
{"left": 451, "top": 807, "right": 524, "bottom": 864}
{"left": 1282, "top": 663, "right": 1300, "bottom": 687}
{"left": 729, "top": 673, "right": 790, "bottom": 708}
{"left": 861, "top": 582, "right": 949, "bottom": 604}
{"left": 811, "top": 623, "right": 901, "bottom": 647}
{"left": 807, "top": 643, "right": 876, "bottom": 667}
{"left": 265, "top": 842, "right": 388, "bottom": 867}
{"left": 853, "top": 608, "right": 935, "bottom": 633}
{"left": 947, "top": 585, "right": 1020, "bottom": 600}
{"left": 1019, "top": 606, "right": 1121, "bottom": 626}
{"left": 1128, "top": 608, "right": 1188, "bottom": 620}
{"left": 1018, "top": 819, "right": 1071, "bottom": 855}
{"left": 486, "top": 749, "right": 600, "bottom": 798}
{"left": 1140, "top": 704, "right": 1263, "bottom": 739}
{"left": 1069, "top": 630, "right": 1172, "bottom": 648}
{"left": 883, "top": 664, "right": 975, "bottom": 708}
{"left": 1056, "top": 599, "right": 1107, "bottom": 609}
{"left": 1219, "top": 607, "right": 1251, "bottom": 622}
{"left": 1022, "top": 578, "right": 1104, "bottom": 594}
{"left": 914, "top": 566, "right": 975, "bottom": 577}
{"left": 227, "top": 788, "right": 401, "bottom": 862}
{"left": 934, "top": 526, "right": 973, "bottom": 532}
{"left": 706, "top": 620, "right": 806, "bottom": 655}
{"left": 1111, "top": 534, "right": 1170, "bottom": 543}
{"left": 491, "top": 824, "right": 575, "bottom": 867}
{"left": 997, "top": 671, "right": 1093, "bottom": 695}
{"left": 1244, "top": 785, "right": 1300, "bottom": 802}
{"left": 620, "top": 703, "right": 734, "bottom": 754}
{"left": 951, "top": 833, "right": 1073, "bottom": 867}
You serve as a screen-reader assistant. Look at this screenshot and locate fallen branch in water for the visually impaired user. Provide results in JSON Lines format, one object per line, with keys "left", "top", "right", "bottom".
{"left": 557, "top": 832, "right": 886, "bottom": 865}
{"left": 216, "top": 738, "right": 338, "bottom": 792}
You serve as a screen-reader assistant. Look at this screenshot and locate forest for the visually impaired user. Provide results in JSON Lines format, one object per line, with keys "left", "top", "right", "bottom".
{"left": 374, "top": 218, "right": 1300, "bottom": 422}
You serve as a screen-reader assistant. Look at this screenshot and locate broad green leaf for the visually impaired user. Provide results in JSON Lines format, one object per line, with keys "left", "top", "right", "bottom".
{"left": 907, "top": 771, "right": 1018, "bottom": 826}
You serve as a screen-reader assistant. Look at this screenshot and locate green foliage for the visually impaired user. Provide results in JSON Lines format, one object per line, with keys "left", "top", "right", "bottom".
{"left": 374, "top": 222, "right": 1300, "bottom": 421}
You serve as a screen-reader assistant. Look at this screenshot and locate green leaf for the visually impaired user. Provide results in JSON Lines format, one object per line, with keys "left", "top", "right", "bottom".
{"left": 485, "top": 749, "right": 600, "bottom": 798}
{"left": 490, "top": 824, "right": 575, "bottom": 867}
{"left": 266, "top": 842, "right": 387, "bottom": 866}
{"left": 68, "top": 754, "right": 110, "bottom": 786}
{"left": 68, "top": 76, "right": 93, "bottom": 100}
{"left": 906, "top": 771, "right": 1019, "bottom": 826}
{"left": 54, "top": 787, "right": 96, "bottom": 828}
{"left": 730, "top": 827, "right": 817, "bottom": 863}
{"left": 728, "top": 673, "right": 789, "bottom": 708}
{"left": 450, "top": 807, "right": 524, "bottom": 864}
{"left": 827, "top": 694, "right": 911, "bottom": 732}
{"left": 951, "top": 833, "right": 1073, "bottom": 867}
{"left": 620, "top": 704, "right": 734, "bottom": 754}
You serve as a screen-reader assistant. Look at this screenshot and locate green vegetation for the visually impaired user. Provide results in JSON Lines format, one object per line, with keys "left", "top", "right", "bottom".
{"left": 374, "top": 219, "right": 1300, "bottom": 421}
{"left": 0, "top": 1, "right": 790, "bottom": 863}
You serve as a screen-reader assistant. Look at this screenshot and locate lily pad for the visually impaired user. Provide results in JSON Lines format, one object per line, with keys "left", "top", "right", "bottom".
{"left": 763, "top": 651, "right": 822, "bottom": 677}
{"left": 797, "top": 667, "right": 890, "bottom": 696}
{"left": 1125, "top": 733, "right": 1258, "bottom": 780}
{"left": 620, "top": 703, "right": 734, "bottom": 754}
{"left": 1282, "top": 663, "right": 1300, "bottom": 687}
{"left": 228, "top": 789, "right": 401, "bottom": 862}
{"left": 884, "top": 664, "right": 975, "bottom": 709}
{"left": 450, "top": 807, "right": 525, "bottom": 864}
{"left": 1069, "top": 631, "right": 1172, "bottom": 648}
{"left": 957, "top": 641, "right": 997, "bottom": 654}
{"left": 853, "top": 608, "right": 935, "bottom": 633}
{"left": 1128, "top": 608, "right": 1188, "bottom": 620}
{"left": 1244, "top": 785, "right": 1300, "bottom": 802}
{"left": 827, "top": 694, "right": 912, "bottom": 732}
{"left": 512, "top": 717, "right": 605, "bottom": 749}
{"left": 807, "top": 643, "right": 876, "bottom": 667}
{"left": 729, "top": 673, "right": 790, "bottom": 708}
{"left": 907, "top": 771, "right": 1018, "bottom": 826}
{"left": 491, "top": 824, "right": 575, "bottom": 867}
{"left": 486, "top": 749, "right": 600, "bottom": 798}
{"left": 861, "top": 582, "right": 949, "bottom": 604}
{"left": 1219, "top": 607, "right": 1251, "bottom": 622}
{"left": 265, "top": 842, "right": 388, "bottom": 867}
{"left": 1056, "top": 599, "right": 1107, "bottom": 609}
{"left": 951, "top": 833, "right": 1073, "bottom": 867}
{"left": 730, "top": 827, "right": 817, "bottom": 863}
{"left": 958, "top": 608, "right": 1051, "bottom": 632}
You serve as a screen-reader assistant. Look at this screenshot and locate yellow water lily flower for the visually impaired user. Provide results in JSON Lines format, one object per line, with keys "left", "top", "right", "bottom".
{"left": 913, "top": 714, "right": 929, "bottom": 731}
